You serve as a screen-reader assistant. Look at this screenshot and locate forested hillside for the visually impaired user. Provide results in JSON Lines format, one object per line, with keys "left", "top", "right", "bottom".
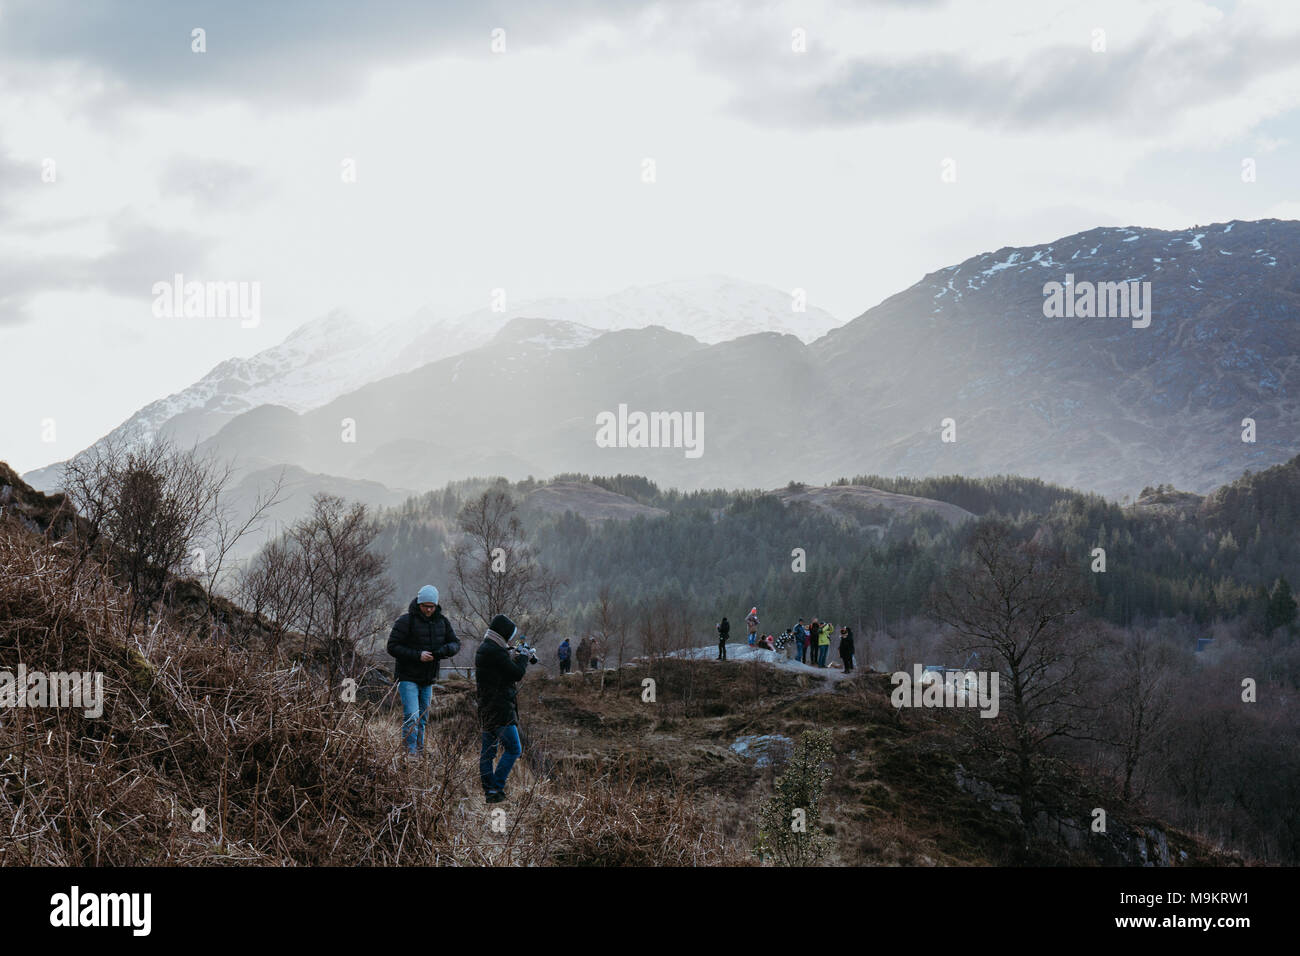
{"left": 375, "top": 460, "right": 1300, "bottom": 638}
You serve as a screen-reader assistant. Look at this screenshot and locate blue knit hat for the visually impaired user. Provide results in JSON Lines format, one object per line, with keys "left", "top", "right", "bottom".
{"left": 417, "top": 585, "right": 439, "bottom": 605}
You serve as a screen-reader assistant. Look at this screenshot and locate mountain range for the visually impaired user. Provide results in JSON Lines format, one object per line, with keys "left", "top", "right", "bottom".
{"left": 25, "top": 219, "right": 1299, "bottom": 506}
{"left": 23, "top": 276, "right": 839, "bottom": 492}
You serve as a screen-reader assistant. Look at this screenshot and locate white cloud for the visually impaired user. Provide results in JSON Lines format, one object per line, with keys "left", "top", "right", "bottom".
{"left": 0, "top": 0, "right": 1296, "bottom": 473}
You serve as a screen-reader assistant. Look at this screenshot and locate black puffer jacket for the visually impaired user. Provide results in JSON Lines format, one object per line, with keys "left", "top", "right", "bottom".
{"left": 475, "top": 636, "right": 529, "bottom": 730}
{"left": 387, "top": 601, "right": 459, "bottom": 684}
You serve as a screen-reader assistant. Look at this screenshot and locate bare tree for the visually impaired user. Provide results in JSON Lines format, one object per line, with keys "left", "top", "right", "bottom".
{"left": 446, "top": 489, "right": 559, "bottom": 644}
{"left": 60, "top": 437, "right": 128, "bottom": 582}
{"left": 590, "top": 584, "right": 629, "bottom": 693}
{"left": 638, "top": 595, "right": 678, "bottom": 690}
{"left": 195, "top": 468, "right": 287, "bottom": 623}
{"left": 1103, "top": 627, "right": 1180, "bottom": 801}
{"left": 236, "top": 537, "right": 308, "bottom": 654}
{"left": 929, "top": 519, "right": 1105, "bottom": 833}
{"left": 289, "top": 493, "right": 390, "bottom": 685}
{"left": 71, "top": 440, "right": 227, "bottom": 630}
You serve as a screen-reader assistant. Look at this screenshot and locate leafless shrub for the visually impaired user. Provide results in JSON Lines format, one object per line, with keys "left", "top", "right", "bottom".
{"left": 446, "top": 489, "right": 559, "bottom": 646}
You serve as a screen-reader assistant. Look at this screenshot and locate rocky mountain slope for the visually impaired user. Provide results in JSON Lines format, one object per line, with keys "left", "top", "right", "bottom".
{"left": 158, "top": 219, "right": 1297, "bottom": 499}
{"left": 814, "top": 218, "right": 1300, "bottom": 495}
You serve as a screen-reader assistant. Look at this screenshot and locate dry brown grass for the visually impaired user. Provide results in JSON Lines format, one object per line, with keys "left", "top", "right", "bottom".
{"left": 0, "top": 529, "right": 750, "bottom": 866}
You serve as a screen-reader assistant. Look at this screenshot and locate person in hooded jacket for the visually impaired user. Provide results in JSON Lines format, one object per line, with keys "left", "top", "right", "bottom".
{"left": 475, "top": 613, "right": 532, "bottom": 803}
{"left": 387, "top": 585, "right": 460, "bottom": 756}
{"left": 839, "top": 625, "right": 856, "bottom": 673}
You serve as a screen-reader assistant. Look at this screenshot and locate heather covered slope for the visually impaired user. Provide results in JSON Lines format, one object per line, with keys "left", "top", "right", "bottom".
{"left": 0, "top": 461, "right": 1270, "bottom": 865}
{"left": 0, "top": 508, "right": 744, "bottom": 866}
{"left": 416, "top": 660, "right": 1238, "bottom": 866}
{"left": 0, "top": 513, "right": 1233, "bottom": 866}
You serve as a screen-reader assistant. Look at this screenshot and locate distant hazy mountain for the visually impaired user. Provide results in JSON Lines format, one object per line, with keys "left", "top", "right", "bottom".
{"left": 401, "top": 275, "right": 840, "bottom": 365}
{"left": 221, "top": 465, "right": 414, "bottom": 561}
{"left": 23, "top": 276, "right": 840, "bottom": 491}
{"left": 174, "top": 218, "right": 1299, "bottom": 499}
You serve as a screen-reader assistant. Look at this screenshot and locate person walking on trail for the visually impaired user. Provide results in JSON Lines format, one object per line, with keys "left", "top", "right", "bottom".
{"left": 557, "top": 638, "right": 572, "bottom": 674}
{"left": 387, "top": 585, "right": 460, "bottom": 756}
{"left": 575, "top": 637, "right": 591, "bottom": 672}
{"left": 717, "top": 616, "right": 730, "bottom": 660}
{"left": 475, "top": 614, "right": 533, "bottom": 804}
{"left": 817, "top": 621, "right": 832, "bottom": 668}
{"left": 839, "top": 625, "right": 856, "bottom": 673}
{"left": 746, "top": 607, "right": 759, "bottom": 646}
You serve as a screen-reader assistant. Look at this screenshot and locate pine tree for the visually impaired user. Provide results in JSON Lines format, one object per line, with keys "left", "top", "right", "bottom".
{"left": 1267, "top": 577, "right": 1297, "bottom": 632}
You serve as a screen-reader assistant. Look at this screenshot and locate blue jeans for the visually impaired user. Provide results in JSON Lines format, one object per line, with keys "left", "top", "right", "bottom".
{"left": 480, "top": 724, "right": 523, "bottom": 793}
{"left": 398, "top": 681, "right": 433, "bottom": 754}
{"left": 817, "top": 645, "right": 829, "bottom": 667}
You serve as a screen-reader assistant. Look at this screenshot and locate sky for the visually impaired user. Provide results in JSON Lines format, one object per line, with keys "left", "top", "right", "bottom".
{"left": 1, "top": 0, "right": 1298, "bottom": 473}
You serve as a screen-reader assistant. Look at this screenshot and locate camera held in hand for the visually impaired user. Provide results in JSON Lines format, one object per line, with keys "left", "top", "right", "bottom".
{"left": 512, "top": 638, "right": 539, "bottom": 665}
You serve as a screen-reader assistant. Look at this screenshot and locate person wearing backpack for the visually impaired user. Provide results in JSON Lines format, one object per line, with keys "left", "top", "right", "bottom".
{"left": 717, "top": 616, "right": 730, "bottom": 660}
{"left": 746, "top": 607, "right": 759, "bottom": 646}
{"left": 387, "top": 585, "right": 460, "bottom": 756}
{"left": 839, "top": 625, "right": 855, "bottom": 673}
{"left": 475, "top": 614, "right": 532, "bottom": 804}
{"left": 557, "top": 638, "right": 572, "bottom": 674}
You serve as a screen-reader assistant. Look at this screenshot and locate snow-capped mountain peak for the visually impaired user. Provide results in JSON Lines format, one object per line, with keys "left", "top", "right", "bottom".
{"left": 23, "top": 276, "right": 843, "bottom": 490}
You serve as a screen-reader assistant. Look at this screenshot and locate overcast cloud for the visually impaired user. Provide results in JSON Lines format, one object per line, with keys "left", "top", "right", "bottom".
{"left": 1, "top": 0, "right": 1297, "bottom": 472}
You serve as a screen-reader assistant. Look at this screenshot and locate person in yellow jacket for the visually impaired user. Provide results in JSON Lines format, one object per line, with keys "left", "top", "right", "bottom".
{"left": 817, "top": 622, "right": 832, "bottom": 668}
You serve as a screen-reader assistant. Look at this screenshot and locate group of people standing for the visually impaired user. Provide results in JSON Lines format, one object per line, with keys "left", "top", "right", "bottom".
{"left": 790, "top": 617, "right": 855, "bottom": 672}
{"left": 556, "top": 636, "right": 605, "bottom": 674}
{"left": 715, "top": 607, "right": 855, "bottom": 673}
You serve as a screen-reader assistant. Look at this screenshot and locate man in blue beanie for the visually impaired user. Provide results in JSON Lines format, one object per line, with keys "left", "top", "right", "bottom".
{"left": 475, "top": 613, "right": 532, "bottom": 803}
{"left": 387, "top": 585, "right": 459, "bottom": 756}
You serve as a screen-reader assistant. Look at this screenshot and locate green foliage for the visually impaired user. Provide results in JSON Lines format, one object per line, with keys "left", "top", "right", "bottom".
{"left": 756, "top": 729, "right": 834, "bottom": 866}
{"left": 1267, "top": 577, "right": 1297, "bottom": 633}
